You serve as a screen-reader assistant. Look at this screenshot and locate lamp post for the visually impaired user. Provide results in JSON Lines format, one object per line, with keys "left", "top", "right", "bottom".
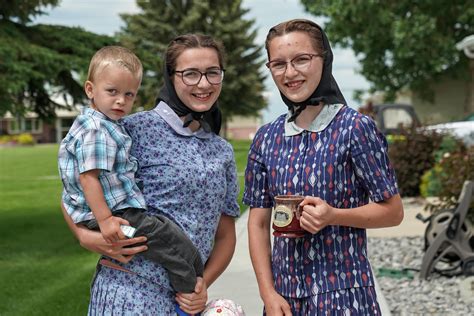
{"left": 456, "top": 35, "right": 474, "bottom": 115}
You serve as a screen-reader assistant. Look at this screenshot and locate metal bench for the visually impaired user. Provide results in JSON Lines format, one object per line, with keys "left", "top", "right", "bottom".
{"left": 420, "top": 180, "right": 474, "bottom": 279}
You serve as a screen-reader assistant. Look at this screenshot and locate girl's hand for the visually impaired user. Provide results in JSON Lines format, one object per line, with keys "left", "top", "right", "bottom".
{"left": 61, "top": 202, "right": 147, "bottom": 263}
{"left": 299, "top": 196, "right": 335, "bottom": 233}
{"left": 77, "top": 226, "right": 147, "bottom": 263}
{"left": 175, "top": 277, "right": 208, "bottom": 314}
{"left": 262, "top": 289, "right": 292, "bottom": 316}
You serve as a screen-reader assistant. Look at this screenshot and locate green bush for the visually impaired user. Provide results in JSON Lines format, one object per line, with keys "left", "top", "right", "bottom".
{"left": 432, "top": 135, "right": 463, "bottom": 163}
{"left": 424, "top": 146, "right": 474, "bottom": 223}
{"left": 0, "top": 133, "right": 36, "bottom": 145}
{"left": 0, "top": 135, "right": 16, "bottom": 144}
{"left": 420, "top": 164, "right": 443, "bottom": 197}
{"left": 419, "top": 135, "right": 465, "bottom": 198}
{"left": 16, "top": 133, "right": 35, "bottom": 145}
{"left": 388, "top": 128, "right": 443, "bottom": 197}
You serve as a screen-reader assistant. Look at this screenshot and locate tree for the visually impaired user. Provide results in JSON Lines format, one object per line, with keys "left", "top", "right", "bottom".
{"left": 0, "top": 0, "right": 59, "bottom": 23}
{"left": 300, "top": 0, "right": 474, "bottom": 102}
{"left": 0, "top": 1, "right": 113, "bottom": 119}
{"left": 118, "top": 0, "right": 267, "bottom": 123}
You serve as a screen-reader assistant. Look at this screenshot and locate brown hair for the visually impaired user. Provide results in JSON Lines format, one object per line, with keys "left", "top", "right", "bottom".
{"left": 87, "top": 46, "right": 143, "bottom": 83}
{"left": 265, "top": 19, "right": 325, "bottom": 60}
{"left": 165, "top": 34, "right": 226, "bottom": 74}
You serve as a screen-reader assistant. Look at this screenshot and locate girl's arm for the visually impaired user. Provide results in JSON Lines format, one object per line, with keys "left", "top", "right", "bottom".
{"left": 248, "top": 207, "right": 292, "bottom": 316}
{"left": 203, "top": 214, "right": 237, "bottom": 286}
{"left": 300, "top": 194, "right": 404, "bottom": 233}
{"left": 61, "top": 203, "right": 147, "bottom": 263}
{"left": 175, "top": 214, "right": 237, "bottom": 314}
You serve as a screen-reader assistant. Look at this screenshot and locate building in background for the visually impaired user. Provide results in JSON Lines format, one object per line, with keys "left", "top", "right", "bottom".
{"left": 0, "top": 108, "right": 80, "bottom": 144}
{"left": 225, "top": 115, "right": 262, "bottom": 140}
{"left": 0, "top": 109, "right": 262, "bottom": 143}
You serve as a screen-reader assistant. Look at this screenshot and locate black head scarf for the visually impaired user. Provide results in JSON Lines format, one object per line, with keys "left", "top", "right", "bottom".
{"left": 156, "top": 63, "right": 222, "bottom": 134}
{"left": 276, "top": 21, "right": 346, "bottom": 122}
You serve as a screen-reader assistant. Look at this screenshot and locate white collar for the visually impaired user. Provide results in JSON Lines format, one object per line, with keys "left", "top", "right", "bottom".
{"left": 284, "top": 104, "right": 344, "bottom": 136}
{"left": 154, "top": 101, "right": 212, "bottom": 139}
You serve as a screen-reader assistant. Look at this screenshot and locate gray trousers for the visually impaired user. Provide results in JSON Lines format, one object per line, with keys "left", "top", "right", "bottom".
{"left": 84, "top": 208, "right": 204, "bottom": 293}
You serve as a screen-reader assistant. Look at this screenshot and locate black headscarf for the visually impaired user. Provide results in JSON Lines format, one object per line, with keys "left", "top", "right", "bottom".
{"left": 156, "top": 63, "right": 222, "bottom": 134}
{"left": 277, "top": 21, "right": 346, "bottom": 122}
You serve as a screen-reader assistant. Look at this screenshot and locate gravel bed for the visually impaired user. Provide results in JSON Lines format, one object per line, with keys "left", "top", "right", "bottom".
{"left": 368, "top": 236, "right": 474, "bottom": 315}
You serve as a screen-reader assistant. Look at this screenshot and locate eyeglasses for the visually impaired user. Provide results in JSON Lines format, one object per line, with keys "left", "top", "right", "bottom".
{"left": 266, "top": 53, "right": 321, "bottom": 75}
{"left": 174, "top": 68, "right": 225, "bottom": 86}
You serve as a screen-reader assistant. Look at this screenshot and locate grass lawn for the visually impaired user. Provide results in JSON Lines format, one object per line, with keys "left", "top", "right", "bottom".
{"left": 0, "top": 140, "right": 251, "bottom": 315}
{"left": 228, "top": 139, "right": 252, "bottom": 212}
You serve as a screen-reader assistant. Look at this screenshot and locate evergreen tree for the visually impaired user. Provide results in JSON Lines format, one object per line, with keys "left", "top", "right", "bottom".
{"left": 119, "top": 0, "right": 267, "bottom": 123}
{"left": 0, "top": 1, "right": 113, "bottom": 118}
{"left": 0, "top": 0, "right": 59, "bottom": 23}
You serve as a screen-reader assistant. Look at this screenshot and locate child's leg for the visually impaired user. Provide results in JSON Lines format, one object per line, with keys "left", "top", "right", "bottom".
{"left": 120, "top": 208, "right": 204, "bottom": 293}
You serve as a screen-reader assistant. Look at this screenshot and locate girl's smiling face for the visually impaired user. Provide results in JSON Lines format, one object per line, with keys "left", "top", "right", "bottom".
{"left": 173, "top": 48, "right": 222, "bottom": 113}
{"left": 267, "top": 31, "right": 323, "bottom": 103}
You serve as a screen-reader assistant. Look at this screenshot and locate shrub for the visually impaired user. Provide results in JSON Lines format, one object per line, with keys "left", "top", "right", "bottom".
{"left": 0, "top": 135, "right": 16, "bottom": 145}
{"left": 388, "top": 128, "right": 444, "bottom": 197}
{"left": 425, "top": 146, "right": 474, "bottom": 223}
{"left": 419, "top": 164, "right": 443, "bottom": 197}
{"left": 16, "top": 133, "right": 35, "bottom": 145}
{"left": 432, "top": 135, "right": 462, "bottom": 163}
{"left": 419, "top": 135, "right": 466, "bottom": 198}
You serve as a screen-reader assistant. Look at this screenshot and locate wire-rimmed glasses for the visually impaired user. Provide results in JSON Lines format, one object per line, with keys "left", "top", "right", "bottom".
{"left": 174, "top": 68, "right": 225, "bottom": 86}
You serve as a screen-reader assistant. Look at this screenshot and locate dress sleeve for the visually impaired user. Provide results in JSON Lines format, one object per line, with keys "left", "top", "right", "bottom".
{"left": 350, "top": 114, "right": 399, "bottom": 202}
{"left": 222, "top": 150, "right": 241, "bottom": 218}
{"left": 75, "top": 128, "right": 116, "bottom": 173}
{"left": 242, "top": 128, "right": 273, "bottom": 208}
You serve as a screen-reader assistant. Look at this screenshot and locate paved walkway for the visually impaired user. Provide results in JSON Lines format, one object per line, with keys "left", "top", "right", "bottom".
{"left": 208, "top": 198, "right": 428, "bottom": 315}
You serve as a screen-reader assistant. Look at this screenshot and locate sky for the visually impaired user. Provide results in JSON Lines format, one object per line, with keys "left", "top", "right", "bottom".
{"left": 34, "top": 0, "right": 370, "bottom": 123}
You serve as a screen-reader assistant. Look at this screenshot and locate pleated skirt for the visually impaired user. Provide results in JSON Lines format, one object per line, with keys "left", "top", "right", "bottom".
{"left": 265, "top": 286, "right": 381, "bottom": 316}
{"left": 88, "top": 265, "right": 175, "bottom": 315}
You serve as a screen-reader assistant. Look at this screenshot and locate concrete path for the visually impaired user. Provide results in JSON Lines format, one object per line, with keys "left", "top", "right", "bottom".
{"left": 368, "top": 197, "right": 428, "bottom": 238}
{"left": 209, "top": 198, "right": 428, "bottom": 315}
{"left": 208, "top": 210, "right": 261, "bottom": 315}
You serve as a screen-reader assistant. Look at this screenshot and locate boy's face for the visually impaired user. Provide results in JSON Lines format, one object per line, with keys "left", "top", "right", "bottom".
{"left": 84, "top": 64, "right": 141, "bottom": 121}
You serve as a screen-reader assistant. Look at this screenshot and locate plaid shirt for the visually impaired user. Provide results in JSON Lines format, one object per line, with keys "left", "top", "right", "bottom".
{"left": 58, "top": 108, "right": 146, "bottom": 223}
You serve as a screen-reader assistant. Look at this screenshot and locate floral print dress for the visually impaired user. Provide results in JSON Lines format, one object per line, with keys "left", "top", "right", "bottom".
{"left": 88, "top": 102, "right": 240, "bottom": 315}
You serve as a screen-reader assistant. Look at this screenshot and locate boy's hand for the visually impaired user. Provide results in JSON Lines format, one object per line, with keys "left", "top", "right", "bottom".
{"left": 98, "top": 215, "right": 130, "bottom": 243}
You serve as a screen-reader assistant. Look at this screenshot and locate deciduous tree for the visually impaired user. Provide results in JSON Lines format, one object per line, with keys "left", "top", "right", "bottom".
{"left": 0, "top": 1, "right": 113, "bottom": 119}
{"left": 301, "top": 0, "right": 474, "bottom": 101}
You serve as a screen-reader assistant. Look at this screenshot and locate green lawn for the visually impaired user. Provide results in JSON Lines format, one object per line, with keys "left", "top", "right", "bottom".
{"left": 229, "top": 139, "right": 252, "bottom": 212}
{"left": 0, "top": 140, "right": 251, "bottom": 315}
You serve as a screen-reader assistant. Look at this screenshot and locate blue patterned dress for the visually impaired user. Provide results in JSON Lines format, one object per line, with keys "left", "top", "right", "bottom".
{"left": 88, "top": 102, "right": 240, "bottom": 315}
{"left": 243, "top": 104, "right": 398, "bottom": 315}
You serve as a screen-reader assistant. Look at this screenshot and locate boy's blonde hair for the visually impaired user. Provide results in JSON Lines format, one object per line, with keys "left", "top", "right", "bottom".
{"left": 87, "top": 46, "right": 143, "bottom": 83}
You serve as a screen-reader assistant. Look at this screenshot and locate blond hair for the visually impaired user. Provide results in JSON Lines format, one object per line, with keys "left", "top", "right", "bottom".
{"left": 87, "top": 46, "right": 143, "bottom": 83}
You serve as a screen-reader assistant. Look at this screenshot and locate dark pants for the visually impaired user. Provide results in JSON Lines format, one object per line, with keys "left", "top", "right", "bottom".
{"left": 84, "top": 208, "right": 204, "bottom": 293}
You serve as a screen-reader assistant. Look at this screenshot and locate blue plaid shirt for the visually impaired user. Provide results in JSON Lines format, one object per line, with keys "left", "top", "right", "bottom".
{"left": 58, "top": 107, "right": 147, "bottom": 223}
